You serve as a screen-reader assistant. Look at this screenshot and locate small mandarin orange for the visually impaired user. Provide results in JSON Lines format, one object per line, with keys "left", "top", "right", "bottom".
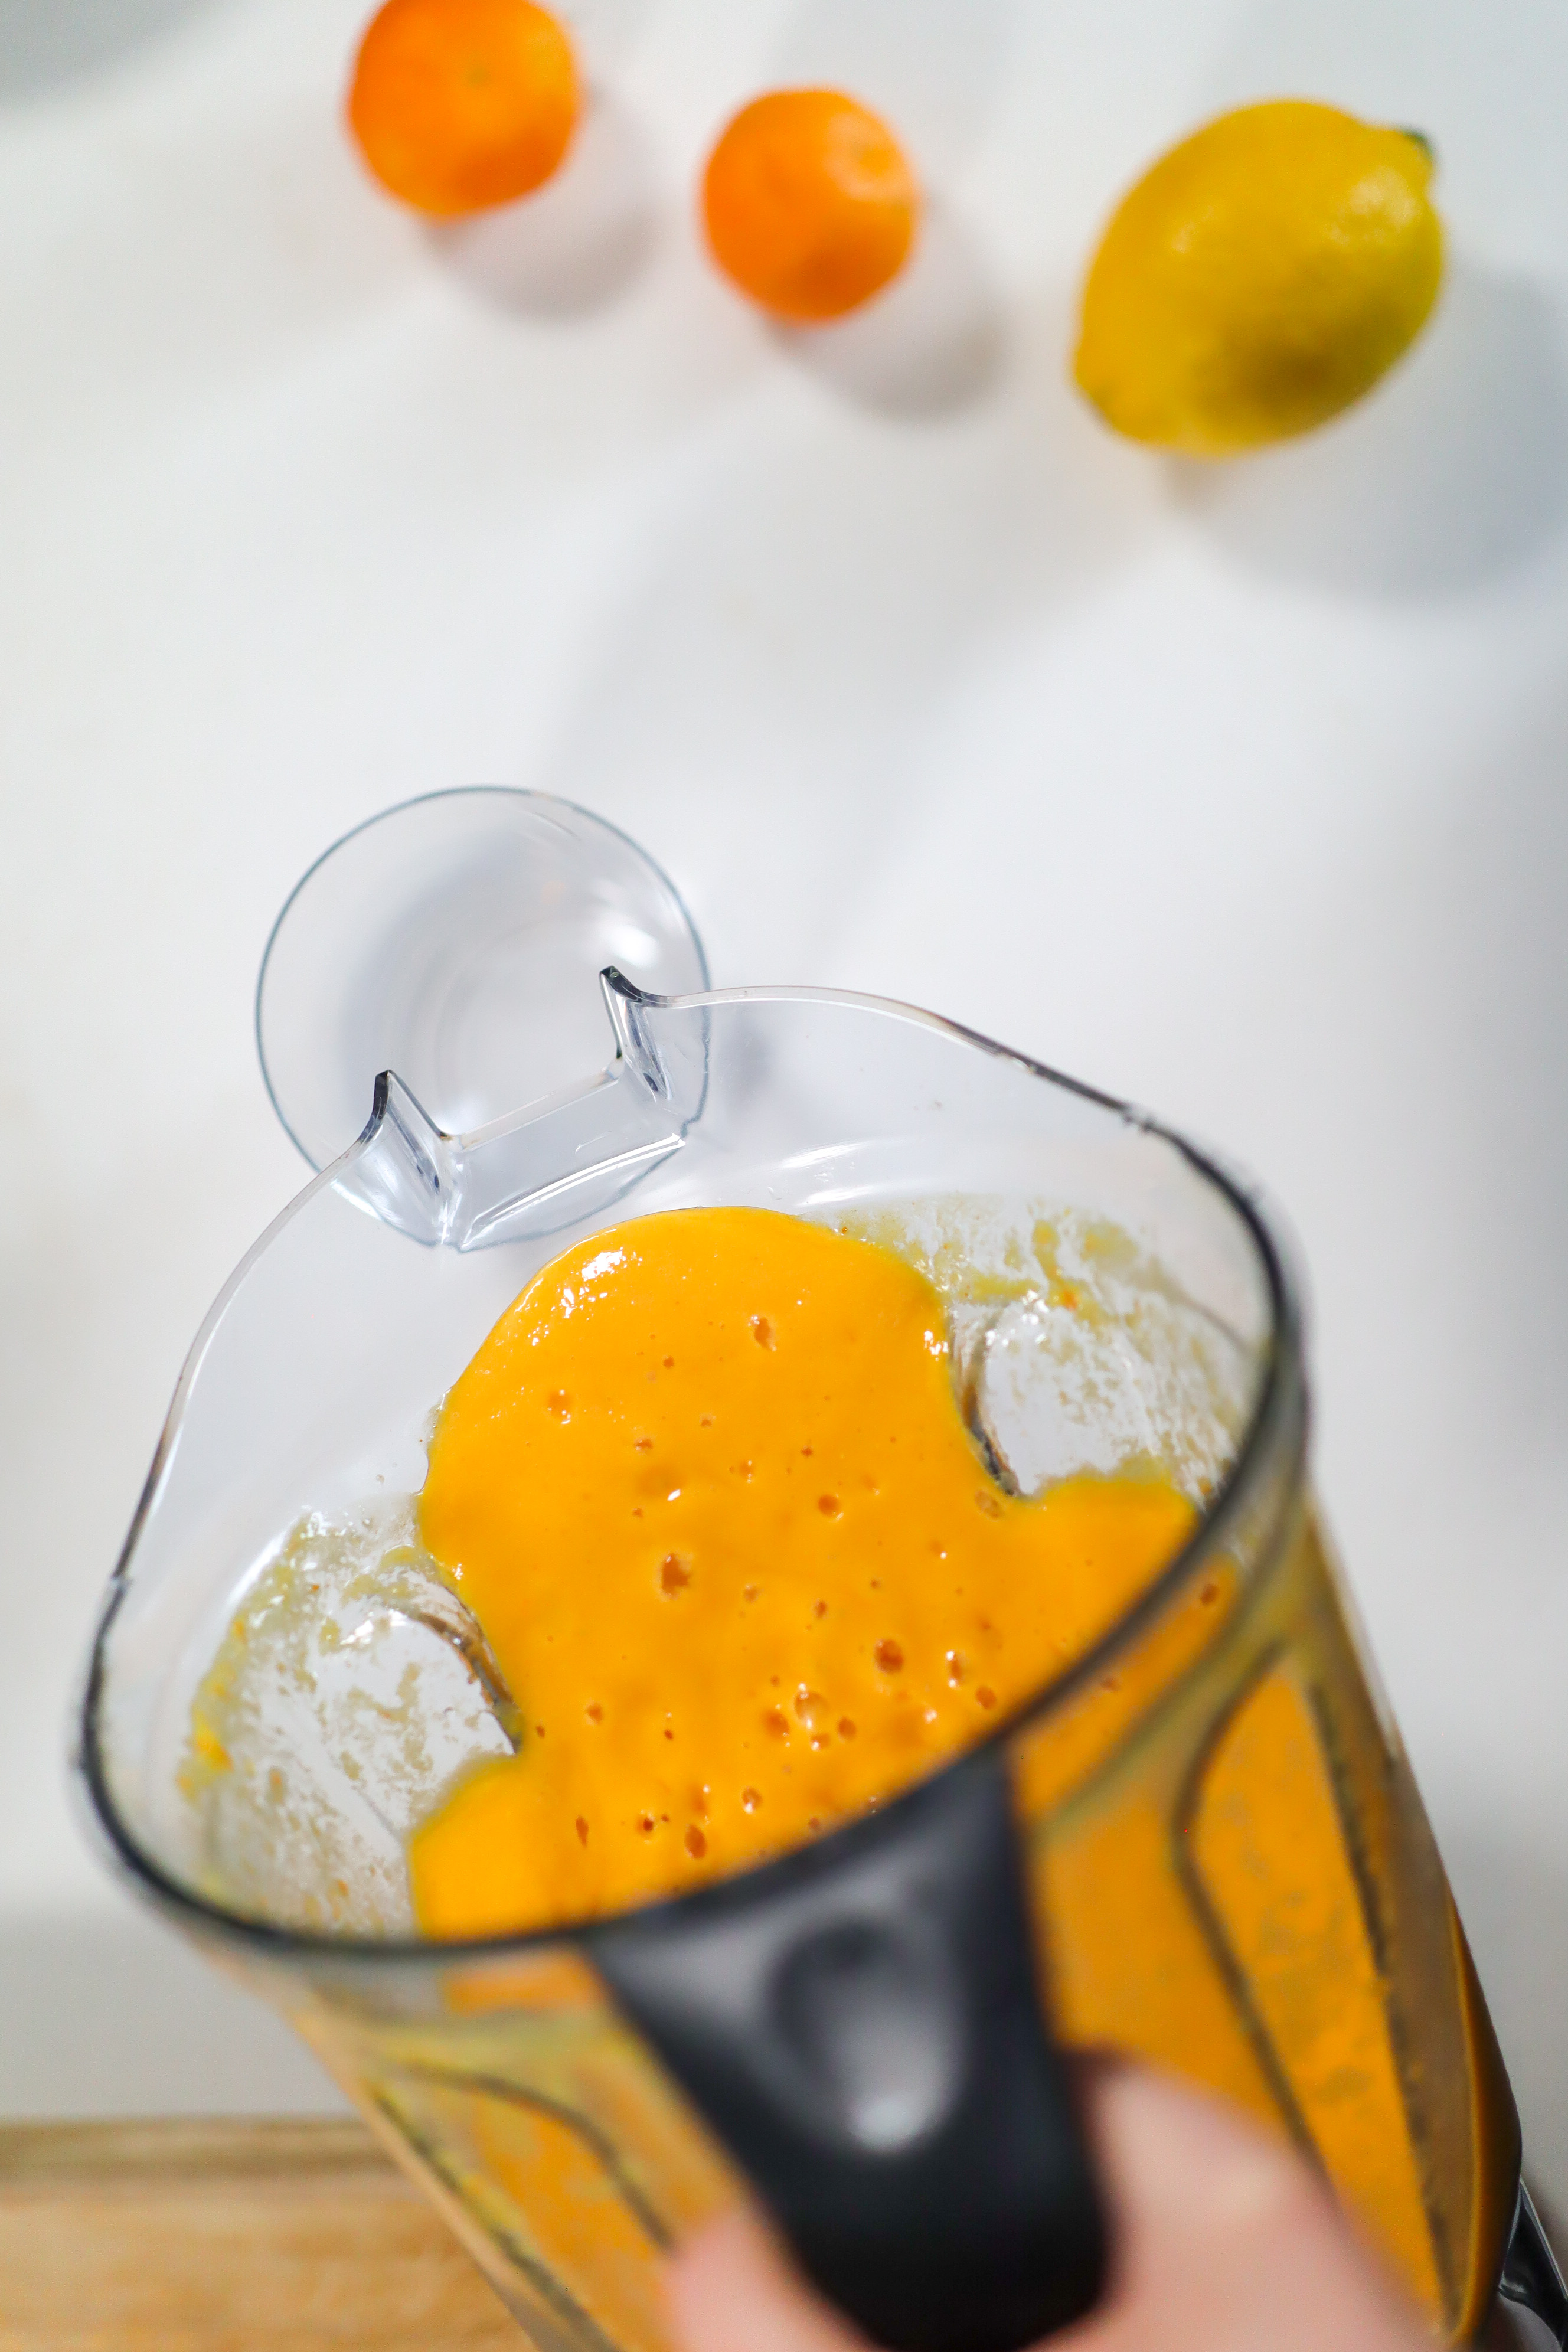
{"left": 703, "top": 89, "right": 918, "bottom": 323}
{"left": 348, "top": 0, "right": 579, "bottom": 218}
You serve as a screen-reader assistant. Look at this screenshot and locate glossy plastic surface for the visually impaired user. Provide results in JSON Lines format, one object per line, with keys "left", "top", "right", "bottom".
{"left": 257, "top": 790, "right": 707, "bottom": 1183}
{"left": 83, "top": 976, "right": 1520, "bottom": 2346}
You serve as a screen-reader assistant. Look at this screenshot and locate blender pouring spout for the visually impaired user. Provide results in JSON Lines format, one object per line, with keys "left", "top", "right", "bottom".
{"left": 339, "top": 972, "right": 709, "bottom": 1252}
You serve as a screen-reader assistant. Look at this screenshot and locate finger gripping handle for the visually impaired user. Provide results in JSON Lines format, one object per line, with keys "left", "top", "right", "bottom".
{"left": 591, "top": 1747, "right": 1106, "bottom": 2352}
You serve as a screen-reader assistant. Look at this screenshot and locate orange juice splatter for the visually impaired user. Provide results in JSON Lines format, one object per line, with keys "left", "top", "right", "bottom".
{"left": 411, "top": 1208, "right": 1194, "bottom": 1935}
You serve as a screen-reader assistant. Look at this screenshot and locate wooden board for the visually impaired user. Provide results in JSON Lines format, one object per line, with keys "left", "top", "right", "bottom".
{"left": 0, "top": 2117, "right": 524, "bottom": 2352}
{"left": 2, "top": 2113, "right": 1543, "bottom": 2350}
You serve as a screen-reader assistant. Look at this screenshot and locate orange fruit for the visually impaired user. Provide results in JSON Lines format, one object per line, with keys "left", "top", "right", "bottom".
{"left": 703, "top": 89, "right": 919, "bottom": 323}
{"left": 347, "top": 0, "right": 579, "bottom": 218}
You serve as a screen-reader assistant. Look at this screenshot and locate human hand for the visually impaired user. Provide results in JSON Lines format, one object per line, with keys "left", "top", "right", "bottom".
{"left": 667, "top": 2062, "right": 1433, "bottom": 2352}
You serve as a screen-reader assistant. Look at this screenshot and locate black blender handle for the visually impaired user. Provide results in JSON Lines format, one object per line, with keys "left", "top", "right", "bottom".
{"left": 589, "top": 1744, "right": 1106, "bottom": 2352}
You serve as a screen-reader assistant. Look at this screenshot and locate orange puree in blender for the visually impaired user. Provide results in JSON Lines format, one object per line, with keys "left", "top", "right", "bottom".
{"left": 410, "top": 1207, "right": 1194, "bottom": 1936}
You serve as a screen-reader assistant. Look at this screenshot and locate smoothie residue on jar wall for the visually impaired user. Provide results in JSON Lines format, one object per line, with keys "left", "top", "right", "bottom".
{"left": 176, "top": 1197, "right": 1250, "bottom": 1938}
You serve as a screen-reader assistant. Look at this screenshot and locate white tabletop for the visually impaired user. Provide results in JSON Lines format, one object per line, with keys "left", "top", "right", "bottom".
{"left": 4, "top": 0, "right": 1567, "bottom": 2191}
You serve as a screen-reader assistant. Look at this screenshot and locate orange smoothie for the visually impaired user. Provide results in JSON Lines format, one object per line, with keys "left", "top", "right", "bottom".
{"left": 410, "top": 1207, "right": 1194, "bottom": 1936}
{"left": 373, "top": 1201, "right": 1505, "bottom": 2334}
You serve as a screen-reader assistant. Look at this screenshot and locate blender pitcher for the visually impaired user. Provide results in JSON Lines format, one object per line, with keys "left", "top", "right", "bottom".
{"left": 79, "top": 792, "right": 1561, "bottom": 2351}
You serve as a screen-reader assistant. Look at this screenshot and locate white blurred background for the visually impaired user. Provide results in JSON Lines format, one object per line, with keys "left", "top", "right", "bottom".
{"left": 2, "top": 0, "right": 1567, "bottom": 2200}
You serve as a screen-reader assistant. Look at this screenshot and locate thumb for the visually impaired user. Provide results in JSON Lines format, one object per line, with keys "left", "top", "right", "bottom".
{"left": 667, "top": 2205, "right": 874, "bottom": 2352}
{"left": 664, "top": 2063, "right": 1432, "bottom": 2352}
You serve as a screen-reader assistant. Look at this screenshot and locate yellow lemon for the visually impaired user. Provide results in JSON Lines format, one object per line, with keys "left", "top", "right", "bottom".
{"left": 1074, "top": 99, "right": 1444, "bottom": 456}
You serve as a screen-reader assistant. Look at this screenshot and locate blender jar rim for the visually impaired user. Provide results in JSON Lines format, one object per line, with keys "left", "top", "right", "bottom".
{"left": 76, "top": 975, "right": 1306, "bottom": 1969}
